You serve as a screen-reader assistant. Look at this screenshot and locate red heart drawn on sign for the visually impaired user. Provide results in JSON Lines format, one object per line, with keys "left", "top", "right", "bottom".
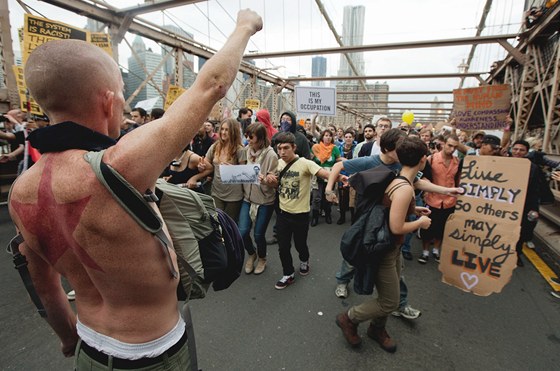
{"left": 460, "top": 272, "right": 479, "bottom": 290}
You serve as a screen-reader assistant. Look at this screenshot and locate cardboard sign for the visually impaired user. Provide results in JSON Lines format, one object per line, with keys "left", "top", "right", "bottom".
{"left": 295, "top": 86, "right": 336, "bottom": 116}
{"left": 244, "top": 98, "right": 260, "bottom": 111}
{"left": 12, "top": 65, "right": 43, "bottom": 115}
{"left": 453, "top": 84, "right": 511, "bottom": 130}
{"left": 439, "top": 155, "right": 530, "bottom": 296}
{"left": 23, "top": 14, "right": 88, "bottom": 63}
{"left": 87, "top": 32, "right": 113, "bottom": 57}
{"left": 164, "top": 85, "right": 187, "bottom": 110}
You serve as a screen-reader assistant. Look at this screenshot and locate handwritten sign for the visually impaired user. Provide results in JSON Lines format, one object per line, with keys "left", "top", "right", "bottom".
{"left": 295, "top": 86, "right": 336, "bottom": 116}
{"left": 244, "top": 99, "right": 260, "bottom": 111}
{"left": 453, "top": 84, "right": 511, "bottom": 130}
{"left": 219, "top": 164, "right": 261, "bottom": 184}
{"left": 12, "top": 65, "right": 43, "bottom": 115}
{"left": 439, "top": 155, "right": 530, "bottom": 296}
{"left": 23, "top": 14, "right": 88, "bottom": 63}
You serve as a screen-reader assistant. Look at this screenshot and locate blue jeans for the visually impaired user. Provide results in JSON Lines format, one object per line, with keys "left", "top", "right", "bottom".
{"left": 336, "top": 256, "right": 408, "bottom": 309}
{"left": 402, "top": 193, "right": 424, "bottom": 253}
{"left": 238, "top": 201, "right": 275, "bottom": 258}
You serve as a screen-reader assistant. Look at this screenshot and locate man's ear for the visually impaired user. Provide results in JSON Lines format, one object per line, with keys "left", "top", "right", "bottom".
{"left": 102, "top": 90, "right": 115, "bottom": 119}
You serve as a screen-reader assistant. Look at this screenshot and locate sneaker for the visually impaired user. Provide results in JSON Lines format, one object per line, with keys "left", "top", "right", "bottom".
{"left": 551, "top": 291, "right": 560, "bottom": 299}
{"left": 418, "top": 254, "right": 429, "bottom": 264}
{"left": 335, "top": 312, "right": 362, "bottom": 347}
{"left": 402, "top": 251, "right": 413, "bottom": 261}
{"left": 432, "top": 250, "right": 440, "bottom": 262}
{"left": 275, "top": 274, "right": 295, "bottom": 290}
{"left": 299, "top": 261, "right": 310, "bottom": 276}
{"left": 526, "top": 241, "right": 535, "bottom": 249}
{"left": 392, "top": 305, "right": 422, "bottom": 320}
{"left": 335, "top": 283, "right": 348, "bottom": 298}
{"left": 366, "top": 324, "right": 397, "bottom": 353}
{"left": 66, "top": 290, "right": 76, "bottom": 301}
{"left": 266, "top": 236, "right": 278, "bottom": 245}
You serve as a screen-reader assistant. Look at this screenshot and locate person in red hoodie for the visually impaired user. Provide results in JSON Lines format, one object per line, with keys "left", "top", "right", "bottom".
{"left": 255, "top": 109, "right": 277, "bottom": 140}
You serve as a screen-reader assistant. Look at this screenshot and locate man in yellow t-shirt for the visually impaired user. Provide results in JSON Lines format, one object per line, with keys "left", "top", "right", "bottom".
{"left": 262, "top": 132, "right": 329, "bottom": 289}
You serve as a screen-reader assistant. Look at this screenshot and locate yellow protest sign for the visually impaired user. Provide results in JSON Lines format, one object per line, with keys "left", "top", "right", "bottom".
{"left": 12, "top": 65, "right": 43, "bottom": 116}
{"left": 439, "top": 156, "right": 530, "bottom": 296}
{"left": 87, "top": 32, "right": 113, "bottom": 57}
{"left": 23, "top": 14, "right": 88, "bottom": 63}
{"left": 164, "top": 85, "right": 187, "bottom": 110}
{"left": 453, "top": 84, "right": 511, "bottom": 131}
{"left": 244, "top": 98, "right": 260, "bottom": 111}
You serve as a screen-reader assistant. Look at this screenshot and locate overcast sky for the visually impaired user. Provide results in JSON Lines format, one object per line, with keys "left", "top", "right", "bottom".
{"left": 7, "top": 0, "right": 526, "bottom": 115}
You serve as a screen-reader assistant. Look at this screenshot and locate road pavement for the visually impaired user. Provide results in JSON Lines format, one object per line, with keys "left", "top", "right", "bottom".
{"left": 0, "top": 207, "right": 559, "bottom": 370}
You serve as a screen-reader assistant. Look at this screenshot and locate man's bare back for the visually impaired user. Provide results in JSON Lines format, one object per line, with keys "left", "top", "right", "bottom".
{"left": 9, "top": 9, "right": 262, "bottom": 363}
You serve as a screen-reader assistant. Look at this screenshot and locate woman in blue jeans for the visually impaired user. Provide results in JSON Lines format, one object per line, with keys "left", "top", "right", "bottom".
{"left": 239, "top": 122, "right": 278, "bottom": 275}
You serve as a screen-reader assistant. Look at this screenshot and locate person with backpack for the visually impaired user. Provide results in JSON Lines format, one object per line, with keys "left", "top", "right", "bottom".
{"left": 335, "top": 137, "right": 432, "bottom": 351}
{"left": 240, "top": 123, "right": 278, "bottom": 275}
{"left": 260, "top": 132, "right": 330, "bottom": 290}
{"left": 200, "top": 118, "right": 247, "bottom": 223}
{"left": 7, "top": 10, "right": 262, "bottom": 369}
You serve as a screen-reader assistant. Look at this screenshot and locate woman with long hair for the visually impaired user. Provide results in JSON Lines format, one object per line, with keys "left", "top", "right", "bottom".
{"left": 311, "top": 129, "right": 341, "bottom": 226}
{"left": 239, "top": 123, "right": 278, "bottom": 275}
{"left": 200, "top": 118, "right": 246, "bottom": 222}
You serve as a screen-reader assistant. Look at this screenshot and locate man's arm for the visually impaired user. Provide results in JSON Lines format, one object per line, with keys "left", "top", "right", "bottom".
{"left": 310, "top": 114, "right": 321, "bottom": 140}
{"left": 21, "top": 243, "right": 78, "bottom": 357}
{"left": 415, "top": 178, "right": 463, "bottom": 196}
{"left": 316, "top": 168, "right": 330, "bottom": 181}
{"left": 107, "top": 10, "right": 263, "bottom": 192}
{"left": 325, "top": 161, "right": 345, "bottom": 199}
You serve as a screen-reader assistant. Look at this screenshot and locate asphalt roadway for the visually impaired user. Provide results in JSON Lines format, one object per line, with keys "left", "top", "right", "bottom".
{"left": 0, "top": 206, "right": 559, "bottom": 371}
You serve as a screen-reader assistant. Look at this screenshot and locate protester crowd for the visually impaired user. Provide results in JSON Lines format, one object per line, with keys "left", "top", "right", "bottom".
{"left": 4, "top": 10, "right": 560, "bottom": 368}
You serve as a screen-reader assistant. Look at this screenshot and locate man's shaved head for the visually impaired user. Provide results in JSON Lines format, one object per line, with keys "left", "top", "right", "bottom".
{"left": 25, "top": 40, "right": 121, "bottom": 118}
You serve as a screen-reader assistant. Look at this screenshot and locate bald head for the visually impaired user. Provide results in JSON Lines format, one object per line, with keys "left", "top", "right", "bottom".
{"left": 25, "top": 40, "right": 121, "bottom": 118}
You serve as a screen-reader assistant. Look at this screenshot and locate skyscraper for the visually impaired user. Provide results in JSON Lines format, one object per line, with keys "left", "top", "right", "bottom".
{"left": 312, "top": 56, "right": 327, "bottom": 87}
{"left": 161, "top": 25, "right": 196, "bottom": 88}
{"left": 337, "top": 5, "right": 365, "bottom": 77}
{"left": 126, "top": 36, "right": 164, "bottom": 108}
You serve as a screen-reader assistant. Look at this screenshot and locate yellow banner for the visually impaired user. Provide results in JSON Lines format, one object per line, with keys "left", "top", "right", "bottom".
{"left": 12, "top": 65, "right": 43, "bottom": 116}
{"left": 23, "top": 14, "right": 88, "bottom": 63}
{"left": 87, "top": 32, "right": 113, "bottom": 57}
{"left": 164, "top": 85, "right": 187, "bottom": 110}
{"left": 244, "top": 98, "right": 261, "bottom": 111}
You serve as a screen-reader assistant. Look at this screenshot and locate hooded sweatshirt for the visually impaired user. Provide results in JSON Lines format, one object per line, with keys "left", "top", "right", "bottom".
{"left": 271, "top": 111, "right": 311, "bottom": 159}
{"left": 256, "top": 109, "right": 278, "bottom": 140}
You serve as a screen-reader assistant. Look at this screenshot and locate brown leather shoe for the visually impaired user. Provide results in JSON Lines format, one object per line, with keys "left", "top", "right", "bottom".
{"left": 367, "top": 324, "right": 397, "bottom": 353}
{"left": 335, "top": 312, "right": 362, "bottom": 347}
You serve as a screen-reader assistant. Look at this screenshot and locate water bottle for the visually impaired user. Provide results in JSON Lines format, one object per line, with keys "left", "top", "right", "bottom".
{"left": 527, "top": 210, "right": 539, "bottom": 222}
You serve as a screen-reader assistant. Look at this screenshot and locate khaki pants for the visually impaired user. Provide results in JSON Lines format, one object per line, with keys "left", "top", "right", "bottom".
{"left": 348, "top": 245, "right": 402, "bottom": 328}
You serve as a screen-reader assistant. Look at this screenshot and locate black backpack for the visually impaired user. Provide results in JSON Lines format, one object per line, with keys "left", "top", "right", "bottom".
{"left": 339, "top": 165, "right": 410, "bottom": 294}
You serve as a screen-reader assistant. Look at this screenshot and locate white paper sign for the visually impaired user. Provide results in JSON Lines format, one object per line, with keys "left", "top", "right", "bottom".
{"left": 295, "top": 86, "right": 337, "bottom": 116}
{"left": 219, "top": 164, "right": 261, "bottom": 184}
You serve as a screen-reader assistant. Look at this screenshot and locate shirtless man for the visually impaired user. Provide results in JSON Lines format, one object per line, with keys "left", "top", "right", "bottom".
{"left": 9, "top": 10, "right": 262, "bottom": 369}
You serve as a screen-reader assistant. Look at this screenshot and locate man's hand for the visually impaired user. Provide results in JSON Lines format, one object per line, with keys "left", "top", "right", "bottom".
{"left": 552, "top": 170, "right": 560, "bottom": 182}
{"left": 445, "top": 187, "right": 465, "bottom": 197}
{"left": 61, "top": 338, "right": 78, "bottom": 357}
{"left": 237, "top": 9, "right": 263, "bottom": 34}
{"left": 325, "top": 190, "right": 338, "bottom": 204}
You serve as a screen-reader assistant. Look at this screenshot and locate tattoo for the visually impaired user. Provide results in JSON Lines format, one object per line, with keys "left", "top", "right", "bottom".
{"left": 11, "top": 156, "right": 103, "bottom": 271}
